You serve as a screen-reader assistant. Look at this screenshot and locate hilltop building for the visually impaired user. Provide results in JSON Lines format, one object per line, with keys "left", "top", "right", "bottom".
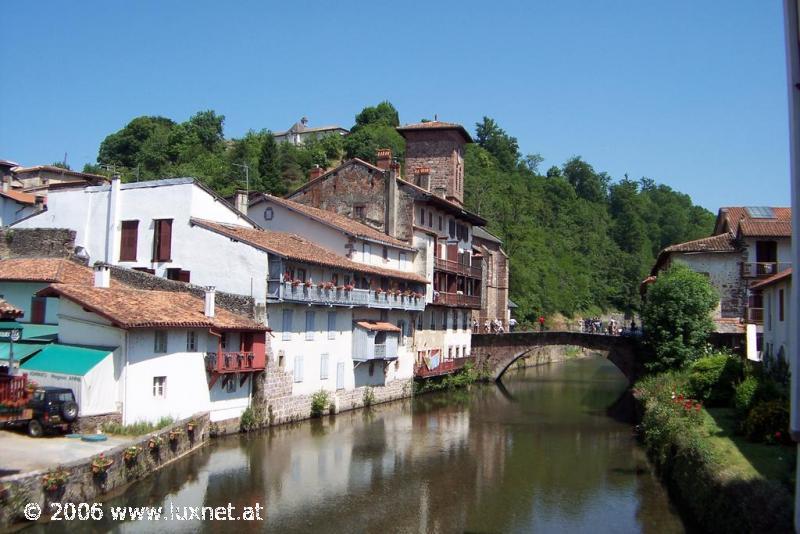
{"left": 272, "top": 117, "right": 349, "bottom": 146}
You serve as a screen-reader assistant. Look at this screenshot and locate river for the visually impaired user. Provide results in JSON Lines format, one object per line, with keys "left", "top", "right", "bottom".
{"left": 44, "top": 355, "right": 685, "bottom": 533}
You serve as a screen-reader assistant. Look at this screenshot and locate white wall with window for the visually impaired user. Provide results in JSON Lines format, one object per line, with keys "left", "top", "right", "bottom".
{"left": 269, "top": 302, "right": 355, "bottom": 396}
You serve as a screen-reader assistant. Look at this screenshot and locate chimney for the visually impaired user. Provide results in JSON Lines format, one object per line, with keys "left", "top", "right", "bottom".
{"left": 308, "top": 165, "right": 324, "bottom": 181}
{"left": 376, "top": 148, "right": 392, "bottom": 170}
{"left": 204, "top": 286, "right": 216, "bottom": 318}
{"left": 106, "top": 174, "right": 121, "bottom": 263}
{"left": 234, "top": 189, "right": 248, "bottom": 214}
{"left": 94, "top": 264, "right": 110, "bottom": 288}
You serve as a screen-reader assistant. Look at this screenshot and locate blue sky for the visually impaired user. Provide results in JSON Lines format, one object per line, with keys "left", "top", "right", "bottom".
{"left": 0, "top": 1, "right": 790, "bottom": 210}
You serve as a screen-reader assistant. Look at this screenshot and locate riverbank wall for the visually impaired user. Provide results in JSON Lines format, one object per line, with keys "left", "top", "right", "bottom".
{"left": 0, "top": 413, "right": 209, "bottom": 530}
{"left": 634, "top": 376, "right": 793, "bottom": 533}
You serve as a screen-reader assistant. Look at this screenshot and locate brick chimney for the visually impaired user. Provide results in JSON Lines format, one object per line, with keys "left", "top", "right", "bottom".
{"left": 308, "top": 165, "right": 324, "bottom": 181}
{"left": 376, "top": 148, "right": 392, "bottom": 170}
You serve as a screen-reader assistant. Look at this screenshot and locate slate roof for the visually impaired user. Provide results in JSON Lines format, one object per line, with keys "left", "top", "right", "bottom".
{"left": 397, "top": 121, "right": 473, "bottom": 143}
{"left": 38, "top": 284, "right": 266, "bottom": 331}
{"left": 751, "top": 268, "right": 792, "bottom": 290}
{"left": 191, "top": 218, "right": 429, "bottom": 284}
{"left": 473, "top": 226, "right": 503, "bottom": 244}
{"left": 255, "top": 193, "right": 414, "bottom": 250}
{"left": 0, "top": 258, "right": 98, "bottom": 285}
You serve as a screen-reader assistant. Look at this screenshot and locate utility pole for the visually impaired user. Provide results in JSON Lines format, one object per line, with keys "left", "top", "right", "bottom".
{"left": 233, "top": 162, "right": 250, "bottom": 195}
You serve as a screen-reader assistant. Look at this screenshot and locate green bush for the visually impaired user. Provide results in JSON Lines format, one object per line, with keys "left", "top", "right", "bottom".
{"left": 733, "top": 376, "right": 759, "bottom": 416}
{"left": 102, "top": 416, "right": 174, "bottom": 435}
{"left": 686, "top": 353, "right": 742, "bottom": 406}
{"left": 240, "top": 406, "right": 260, "bottom": 432}
{"left": 742, "top": 399, "right": 790, "bottom": 444}
{"left": 310, "top": 390, "right": 330, "bottom": 418}
{"left": 363, "top": 387, "right": 376, "bottom": 407}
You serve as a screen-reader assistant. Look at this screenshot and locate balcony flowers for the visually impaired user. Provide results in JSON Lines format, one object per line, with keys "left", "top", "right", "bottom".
{"left": 90, "top": 454, "right": 114, "bottom": 476}
{"left": 148, "top": 436, "right": 163, "bottom": 451}
{"left": 323, "top": 281, "right": 335, "bottom": 290}
{"left": 375, "top": 288, "right": 384, "bottom": 295}
{"left": 123, "top": 445, "right": 142, "bottom": 464}
{"left": 304, "top": 279, "right": 313, "bottom": 288}
{"left": 290, "top": 279, "right": 301, "bottom": 287}
{"left": 42, "top": 467, "right": 70, "bottom": 492}
{"left": 344, "top": 284, "right": 354, "bottom": 292}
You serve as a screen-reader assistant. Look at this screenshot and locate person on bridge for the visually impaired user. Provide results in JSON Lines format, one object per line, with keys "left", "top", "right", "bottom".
{"left": 509, "top": 318, "right": 517, "bottom": 332}
{"left": 538, "top": 316, "right": 545, "bottom": 331}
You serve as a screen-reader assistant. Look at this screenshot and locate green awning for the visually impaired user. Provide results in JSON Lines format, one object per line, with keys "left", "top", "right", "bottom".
{"left": 0, "top": 343, "right": 48, "bottom": 363}
{"left": 0, "top": 324, "right": 59, "bottom": 342}
{"left": 21, "top": 344, "right": 115, "bottom": 377}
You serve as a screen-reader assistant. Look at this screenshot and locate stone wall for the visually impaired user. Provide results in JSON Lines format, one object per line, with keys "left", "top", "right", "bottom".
{"left": 74, "top": 412, "right": 122, "bottom": 434}
{"left": 105, "top": 263, "right": 255, "bottom": 317}
{"left": 0, "top": 413, "right": 209, "bottom": 530}
{"left": 403, "top": 129, "right": 464, "bottom": 204}
{"left": 0, "top": 228, "right": 76, "bottom": 259}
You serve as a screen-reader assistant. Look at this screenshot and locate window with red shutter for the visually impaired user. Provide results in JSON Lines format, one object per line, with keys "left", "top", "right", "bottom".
{"left": 153, "top": 219, "right": 173, "bottom": 262}
{"left": 119, "top": 220, "right": 139, "bottom": 261}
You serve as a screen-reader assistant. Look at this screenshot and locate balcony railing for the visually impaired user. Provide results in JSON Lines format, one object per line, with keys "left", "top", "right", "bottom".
{"left": 414, "top": 356, "right": 473, "bottom": 378}
{"left": 741, "top": 262, "right": 791, "bottom": 278}
{"left": 747, "top": 308, "right": 764, "bottom": 324}
{"left": 205, "top": 352, "right": 263, "bottom": 373}
{"left": 374, "top": 344, "right": 387, "bottom": 358}
{"left": 268, "top": 282, "right": 426, "bottom": 311}
{"left": 0, "top": 374, "right": 28, "bottom": 406}
{"left": 434, "top": 257, "right": 482, "bottom": 279}
{"left": 432, "top": 291, "right": 481, "bottom": 309}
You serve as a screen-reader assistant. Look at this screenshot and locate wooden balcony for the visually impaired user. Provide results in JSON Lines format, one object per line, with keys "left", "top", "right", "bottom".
{"left": 0, "top": 374, "right": 28, "bottom": 405}
{"left": 741, "top": 262, "right": 791, "bottom": 278}
{"left": 205, "top": 351, "right": 264, "bottom": 374}
{"left": 415, "top": 356, "right": 473, "bottom": 379}
{"left": 746, "top": 308, "right": 764, "bottom": 324}
{"left": 434, "top": 257, "right": 482, "bottom": 279}
{"left": 433, "top": 291, "right": 481, "bottom": 309}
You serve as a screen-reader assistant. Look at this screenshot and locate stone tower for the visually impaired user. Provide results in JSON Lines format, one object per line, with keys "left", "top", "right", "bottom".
{"left": 397, "top": 121, "right": 472, "bottom": 206}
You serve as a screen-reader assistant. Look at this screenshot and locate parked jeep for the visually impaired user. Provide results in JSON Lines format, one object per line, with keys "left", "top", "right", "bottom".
{"left": 5, "top": 387, "right": 79, "bottom": 437}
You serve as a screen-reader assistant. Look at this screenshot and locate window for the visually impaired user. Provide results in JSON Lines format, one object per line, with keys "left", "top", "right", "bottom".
{"left": 294, "top": 355, "right": 304, "bottom": 382}
{"left": 153, "top": 376, "right": 166, "bottom": 398}
{"left": 295, "top": 268, "right": 306, "bottom": 282}
{"left": 282, "top": 309, "right": 293, "bottom": 341}
{"left": 305, "top": 311, "right": 315, "bottom": 340}
{"left": 221, "top": 332, "right": 228, "bottom": 349}
{"left": 320, "top": 353, "right": 329, "bottom": 380}
{"left": 153, "top": 219, "right": 173, "bottom": 262}
{"left": 428, "top": 211, "right": 432, "bottom": 227}
{"left": 442, "top": 310, "right": 448, "bottom": 330}
{"left": 354, "top": 205, "right": 366, "bottom": 219}
{"left": 327, "top": 312, "right": 337, "bottom": 340}
{"left": 449, "top": 219, "right": 456, "bottom": 238}
{"left": 398, "top": 320, "right": 406, "bottom": 345}
{"left": 779, "top": 289, "right": 785, "bottom": 322}
{"left": 186, "top": 331, "right": 197, "bottom": 351}
{"left": 383, "top": 246, "right": 388, "bottom": 260}
{"left": 166, "top": 268, "right": 191, "bottom": 282}
{"left": 438, "top": 215, "right": 443, "bottom": 232}
{"left": 448, "top": 347, "right": 453, "bottom": 360}
{"left": 120, "top": 220, "right": 139, "bottom": 261}
{"left": 226, "top": 378, "right": 236, "bottom": 393}
{"left": 363, "top": 243, "right": 372, "bottom": 263}
{"left": 430, "top": 310, "right": 436, "bottom": 330}
{"left": 154, "top": 331, "right": 167, "bottom": 353}
{"left": 399, "top": 252, "right": 407, "bottom": 269}
{"left": 419, "top": 207, "right": 425, "bottom": 225}
{"left": 417, "top": 312, "right": 423, "bottom": 330}
{"left": 455, "top": 346, "right": 460, "bottom": 358}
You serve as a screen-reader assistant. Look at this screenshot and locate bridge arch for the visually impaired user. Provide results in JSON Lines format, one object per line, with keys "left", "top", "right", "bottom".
{"left": 471, "top": 332, "right": 641, "bottom": 383}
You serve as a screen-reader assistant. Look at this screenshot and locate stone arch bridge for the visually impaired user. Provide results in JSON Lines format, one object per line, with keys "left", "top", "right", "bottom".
{"left": 471, "top": 332, "right": 642, "bottom": 383}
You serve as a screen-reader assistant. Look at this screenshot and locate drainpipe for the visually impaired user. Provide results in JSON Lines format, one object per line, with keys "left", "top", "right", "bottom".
{"left": 105, "top": 174, "right": 121, "bottom": 263}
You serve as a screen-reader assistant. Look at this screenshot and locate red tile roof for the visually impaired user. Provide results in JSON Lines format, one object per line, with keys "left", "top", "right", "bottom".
{"left": 190, "top": 219, "right": 429, "bottom": 284}
{"left": 0, "top": 298, "right": 24, "bottom": 319}
{"left": 354, "top": 320, "right": 401, "bottom": 332}
{"left": 38, "top": 284, "right": 265, "bottom": 331}
{"left": 257, "top": 193, "right": 414, "bottom": 250}
{"left": 396, "top": 121, "right": 473, "bottom": 142}
{"left": 0, "top": 189, "right": 38, "bottom": 205}
{"left": 714, "top": 207, "right": 792, "bottom": 237}
{"left": 751, "top": 268, "right": 792, "bottom": 290}
{"left": 0, "top": 258, "right": 101, "bottom": 285}
{"left": 662, "top": 233, "right": 737, "bottom": 253}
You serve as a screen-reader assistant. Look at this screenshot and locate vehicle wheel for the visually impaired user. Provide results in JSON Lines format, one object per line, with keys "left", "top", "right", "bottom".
{"left": 61, "top": 401, "right": 78, "bottom": 422}
{"left": 27, "top": 419, "right": 44, "bottom": 438}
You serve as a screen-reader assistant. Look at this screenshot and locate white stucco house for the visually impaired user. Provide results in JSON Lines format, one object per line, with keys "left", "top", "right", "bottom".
{"left": 751, "top": 269, "right": 792, "bottom": 371}
{"left": 12, "top": 177, "right": 267, "bottom": 304}
{"left": 0, "top": 189, "right": 41, "bottom": 226}
{"left": 38, "top": 267, "right": 269, "bottom": 424}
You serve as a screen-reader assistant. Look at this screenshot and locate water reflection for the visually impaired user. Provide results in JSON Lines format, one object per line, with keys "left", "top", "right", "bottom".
{"left": 36, "top": 356, "right": 684, "bottom": 533}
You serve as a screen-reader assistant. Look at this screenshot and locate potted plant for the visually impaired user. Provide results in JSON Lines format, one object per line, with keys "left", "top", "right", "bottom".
{"left": 344, "top": 284, "right": 354, "bottom": 292}
{"left": 123, "top": 445, "right": 142, "bottom": 464}
{"left": 90, "top": 454, "right": 114, "bottom": 476}
{"left": 42, "top": 467, "right": 70, "bottom": 492}
{"left": 291, "top": 279, "right": 301, "bottom": 287}
{"left": 148, "top": 436, "right": 163, "bottom": 451}
{"left": 304, "top": 279, "right": 313, "bottom": 288}
{"left": 375, "top": 288, "right": 384, "bottom": 295}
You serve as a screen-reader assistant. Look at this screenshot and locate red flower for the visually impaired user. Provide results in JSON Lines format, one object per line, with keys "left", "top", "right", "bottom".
{"left": 775, "top": 431, "right": 782, "bottom": 439}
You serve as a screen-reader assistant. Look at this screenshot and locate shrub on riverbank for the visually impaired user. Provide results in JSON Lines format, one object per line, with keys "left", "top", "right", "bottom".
{"left": 310, "top": 390, "right": 331, "bottom": 417}
{"left": 685, "top": 353, "right": 742, "bottom": 406}
{"left": 414, "top": 362, "right": 491, "bottom": 394}
{"left": 635, "top": 372, "right": 793, "bottom": 533}
{"left": 102, "top": 416, "right": 175, "bottom": 436}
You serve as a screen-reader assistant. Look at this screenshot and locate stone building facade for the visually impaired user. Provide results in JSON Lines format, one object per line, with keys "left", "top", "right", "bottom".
{"left": 472, "top": 226, "right": 510, "bottom": 327}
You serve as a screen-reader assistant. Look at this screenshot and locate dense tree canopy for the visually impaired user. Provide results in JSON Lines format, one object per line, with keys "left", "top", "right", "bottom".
{"left": 89, "top": 103, "right": 714, "bottom": 321}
